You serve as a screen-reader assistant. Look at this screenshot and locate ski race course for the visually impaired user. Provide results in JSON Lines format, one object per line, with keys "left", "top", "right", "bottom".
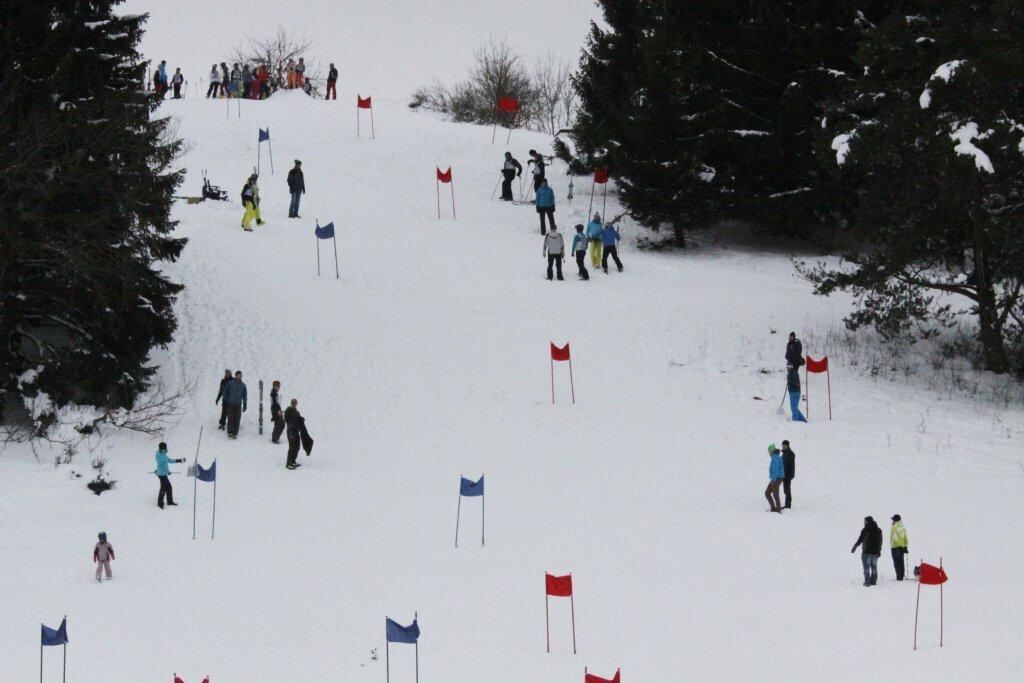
{"left": 4, "top": 22, "right": 1024, "bottom": 683}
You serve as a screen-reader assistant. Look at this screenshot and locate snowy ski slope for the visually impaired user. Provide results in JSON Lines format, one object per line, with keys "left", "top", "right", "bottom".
{"left": 2, "top": 5, "right": 1024, "bottom": 681}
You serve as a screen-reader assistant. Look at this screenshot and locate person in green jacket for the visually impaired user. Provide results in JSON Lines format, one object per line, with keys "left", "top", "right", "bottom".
{"left": 154, "top": 442, "right": 185, "bottom": 509}
{"left": 889, "top": 514, "right": 909, "bottom": 580}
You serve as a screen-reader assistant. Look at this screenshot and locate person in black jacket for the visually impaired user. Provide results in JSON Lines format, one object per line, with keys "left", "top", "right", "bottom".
{"left": 269, "top": 380, "right": 285, "bottom": 444}
{"left": 785, "top": 332, "right": 804, "bottom": 368}
{"left": 287, "top": 160, "right": 305, "bottom": 218}
{"left": 326, "top": 63, "right": 338, "bottom": 100}
{"left": 781, "top": 440, "right": 796, "bottom": 508}
{"left": 214, "top": 369, "right": 232, "bottom": 430}
{"left": 284, "top": 399, "right": 303, "bottom": 469}
{"left": 527, "top": 149, "right": 546, "bottom": 194}
{"left": 500, "top": 152, "right": 522, "bottom": 201}
{"left": 851, "top": 516, "right": 883, "bottom": 587}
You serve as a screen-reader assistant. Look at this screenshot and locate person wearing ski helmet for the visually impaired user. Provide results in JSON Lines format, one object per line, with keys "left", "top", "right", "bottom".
{"left": 93, "top": 531, "right": 115, "bottom": 581}
{"left": 586, "top": 212, "right": 603, "bottom": 268}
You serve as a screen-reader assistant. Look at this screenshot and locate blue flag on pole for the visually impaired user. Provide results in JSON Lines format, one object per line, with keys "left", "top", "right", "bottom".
{"left": 41, "top": 617, "right": 68, "bottom": 646}
{"left": 196, "top": 460, "right": 216, "bottom": 482}
{"left": 386, "top": 617, "right": 420, "bottom": 644}
{"left": 258, "top": 127, "right": 270, "bottom": 142}
{"left": 315, "top": 221, "right": 335, "bottom": 239}
{"left": 460, "top": 475, "right": 484, "bottom": 497}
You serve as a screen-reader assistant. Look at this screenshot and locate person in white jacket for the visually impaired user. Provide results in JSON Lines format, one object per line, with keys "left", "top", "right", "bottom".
{"left": 206, "top": 64, "right": 220, "bottom": 98}
{"left": 543, "top": 226, "right": 565, "bottom": 281}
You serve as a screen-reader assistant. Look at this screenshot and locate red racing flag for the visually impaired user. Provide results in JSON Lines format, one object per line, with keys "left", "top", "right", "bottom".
{"left": 550, "top": 343, "right": 571, "bottom": 361}
{"left": 586, "top": 669, "right": 620, "bottom": 683}
{"left": 436, "top": 167, "right": 452, "bottom": 183}
{"left": 806, "top": 355, "right": 829, "bottom": 373}
{"left": 546, "top": 572, "right": 573, "bottom": 597}
{"left": 593, "top": 167, "right": 609, "bottom": 184}
{"left": 498, "top": 96, "right": 520, "bottom": 112}
{"left": 357, "top": 95, "right": 372, "bottom": 109}
{"left": 918, "top": 563, "right": 948, "bottom": 585}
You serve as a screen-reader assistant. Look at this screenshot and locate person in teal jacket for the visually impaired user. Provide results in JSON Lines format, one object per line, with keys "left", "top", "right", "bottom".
{"left": 601, "top": 223, "right": 623, "bottom": 273}
{"left": 535, "top": 179, "right": 556, "bottom": 235}
{"left": 764, "top": 443, "right": 785, "bottom": 513}
{"left": 586, "top": 213, "right": 603, "bottom": 268}
{"left": 154, "top": 442, "right": 185, "bottom": 509}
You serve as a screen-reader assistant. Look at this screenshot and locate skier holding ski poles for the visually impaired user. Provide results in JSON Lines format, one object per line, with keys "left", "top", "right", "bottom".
{"left": 500, "top": 152, "right": 522, "bottom": 201}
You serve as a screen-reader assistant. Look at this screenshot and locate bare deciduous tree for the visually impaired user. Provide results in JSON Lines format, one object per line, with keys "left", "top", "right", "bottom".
{"left": 531, "top": 52, "right": 577, "bottom": 135}
{"left": 231, "top": 26, "right": 323, "bottom": 97}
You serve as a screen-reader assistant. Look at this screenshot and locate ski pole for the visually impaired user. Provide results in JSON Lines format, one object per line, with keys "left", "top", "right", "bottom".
{"left": 777, "top": 385, "right": 787, "bottom": 415}
{"left": 490, "top": 173, "right": 502, "bottom": 201}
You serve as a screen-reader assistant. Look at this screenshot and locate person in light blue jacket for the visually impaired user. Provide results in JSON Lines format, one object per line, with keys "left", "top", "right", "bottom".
{"left": 535, "top": 179, "right": 556, "bottom": 235}
{"left": 571, "top": 224, "right": 589, "bottom": 280}
{"left": 586, "top": 213, "right": 603, "bottom": 268}
{"left": 601, "top": 223, "right": 623, "bottom": 273}
{"left": 154, "top": 442, "right": 185, "bottom": 509}
{"left": 764, "top": 443, "right": 785, "bottom": 513}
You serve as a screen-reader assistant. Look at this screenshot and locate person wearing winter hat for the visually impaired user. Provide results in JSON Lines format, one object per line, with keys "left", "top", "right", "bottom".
{"left": 154, "top": 442, "right": 185, "bottom": 509}
{"left": 571, "top": 224, "right": 590, "bottom": 280}
{"left": 535, "top": 178, "right": 556, "bottom": 235}
{"left": 93, "top": 531, "right": 115, "bottom": 581}
{"left": 764, "top": 443, "right": 785, "bottom": 513}
{"left": 586, "top": 212, "right": 603, "bottom": 268}
{"left": 889, "top": 514, "right": 909, "bottom": 580}
{"left": 851, "top": 516, "right": 884, "bottom": 586}
{"left": 781, "top": 440, "right": 796, "bottom": 508}
{"left": 287, "top": 160, "right": 305, "bottom": 218}
{"left": 542, "top": 224, "right": 565, "bottom": 281}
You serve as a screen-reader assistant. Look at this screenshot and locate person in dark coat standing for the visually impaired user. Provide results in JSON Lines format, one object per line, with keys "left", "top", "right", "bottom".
{"left": 527, "top": 149, "right": 546, "bottom": 194}
{"left": 287, "top": 160, "right": 305, "bottom": 218}
{"left": 215, "top": 369, "right": 232, "bottom": 430}
{"left": 326, "top": 63, "right": 338, "bottom": 100}
{"left": 269, "top": 380, "right": 285, "bottom": 444}
{"left": 284, "top": 398, "right": 303, "bottom": 469}
{"left": 500, "top": 152, "right": 522, "bottom": 201}
{"left": 851, "top": 516, "right": 884, "bottom": 586}
{"left": 787, "top": 364, "right": 806, "bottom": 422}
{"left": 785, "top": 332, "right": 804, "bottom": 368}
{"left": 222, "top": 371, "right": 248, "bottom": 438}
{"left": 781, "top": 440, "right": 796, "bottom": 508}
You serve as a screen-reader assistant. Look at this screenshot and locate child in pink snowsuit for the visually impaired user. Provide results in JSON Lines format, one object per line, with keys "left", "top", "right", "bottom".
{"left": 94, "top": 531, "right": 115, "bottom": 581}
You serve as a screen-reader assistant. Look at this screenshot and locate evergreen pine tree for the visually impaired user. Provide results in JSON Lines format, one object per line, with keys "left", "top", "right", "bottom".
{"left": 0, "top": 1, "right": 186, "bottom": 420}
{"left": 572, "top": 1, "right": 885, "bottom": 244}
{"left": 807, "top": 0, "right": 1024, "bottom": 372}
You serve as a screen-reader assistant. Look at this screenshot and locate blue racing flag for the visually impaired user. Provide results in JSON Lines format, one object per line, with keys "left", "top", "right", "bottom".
{"left": 258, "top": 127, "right": 270, "bottom": 142}
{"left": 196, "top": 460, "right": 216, "bottom": 482}
{"left": 386, "top": 617, "right": 420, "bottom": 644}
{"left": 460, "top": 475, "right": 484, "bottom": 497}
{"left": 41, "top": 617, "right": 68, "bottom": 646}
{"left": 315, "top": 221, "right": 335, "bottom": 239}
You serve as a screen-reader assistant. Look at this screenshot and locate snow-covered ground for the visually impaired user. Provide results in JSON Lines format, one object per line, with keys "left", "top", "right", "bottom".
{"left": 4, "top": 8, "right": 1024, "bottom": 680}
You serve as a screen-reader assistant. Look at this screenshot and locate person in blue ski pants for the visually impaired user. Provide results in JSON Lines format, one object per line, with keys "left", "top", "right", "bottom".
{"left": 787, "top": 365, "right": 806, "bottom": 422}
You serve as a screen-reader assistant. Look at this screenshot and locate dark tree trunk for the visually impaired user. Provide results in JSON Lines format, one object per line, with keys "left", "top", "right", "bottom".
{"left": 972, "top": 230, "right": 1010, "bottom": 373}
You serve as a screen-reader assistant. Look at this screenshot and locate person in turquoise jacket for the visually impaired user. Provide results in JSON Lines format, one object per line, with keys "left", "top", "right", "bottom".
{"left": 585, "top": 213, "right": 603, "bottom": 268}
{"left": 601, "top": 223, "right": 623, "bottom": 273}
{"left": 535, "top": 179, "right": 556, "bottom": 235}
{"left": 764, "top": 443, "right": 785, "bottom": 513}
{"left": 154, "top": 442, "right": 185, "bottom": 509}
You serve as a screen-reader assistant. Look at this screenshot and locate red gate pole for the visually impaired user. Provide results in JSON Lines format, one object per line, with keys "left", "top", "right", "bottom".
{"left": 491, "top": 120, "right": 498, "bottom": 144}
{"left": 805, "top": 364, "right": 810, "bottom": 421}
{"left": 550, "top": 357, "right": 555, "bottom": 404}
{"left": 568, "top": 357, "right": 576, "bottom": 404}
{"left": 370, "top": 106, "right": 375, "bottom": 139}
{"left": 827, "top": 366, "right": 832, "bottom": 420}
{"left": 939, "top": 556, "right": 944, "bottom": 647}
{"left": 436, "top": 177, "right": 441, "bottom": 220}
{"left": 545, "top": 588, "right": 551, "bottom": 653}
{"left": 602, "top": 181, "right": 608, "bottom": 218}
{"left": 914, "top": 557, "right": 922, "bottom": 650}
{"left": 587, "top": 178, "right": 596, "bottom": 217}
{"left": 357, "top": 105, "right": 360, "bottom": 138}
{"left": 570, "top": 575, "right": 577, "bottom": 655}
{"left": 506, "top": 110, "right": 516, "bottom": 145}
{"left": 450, "top": 181, "right": 456, "bottom": 220}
